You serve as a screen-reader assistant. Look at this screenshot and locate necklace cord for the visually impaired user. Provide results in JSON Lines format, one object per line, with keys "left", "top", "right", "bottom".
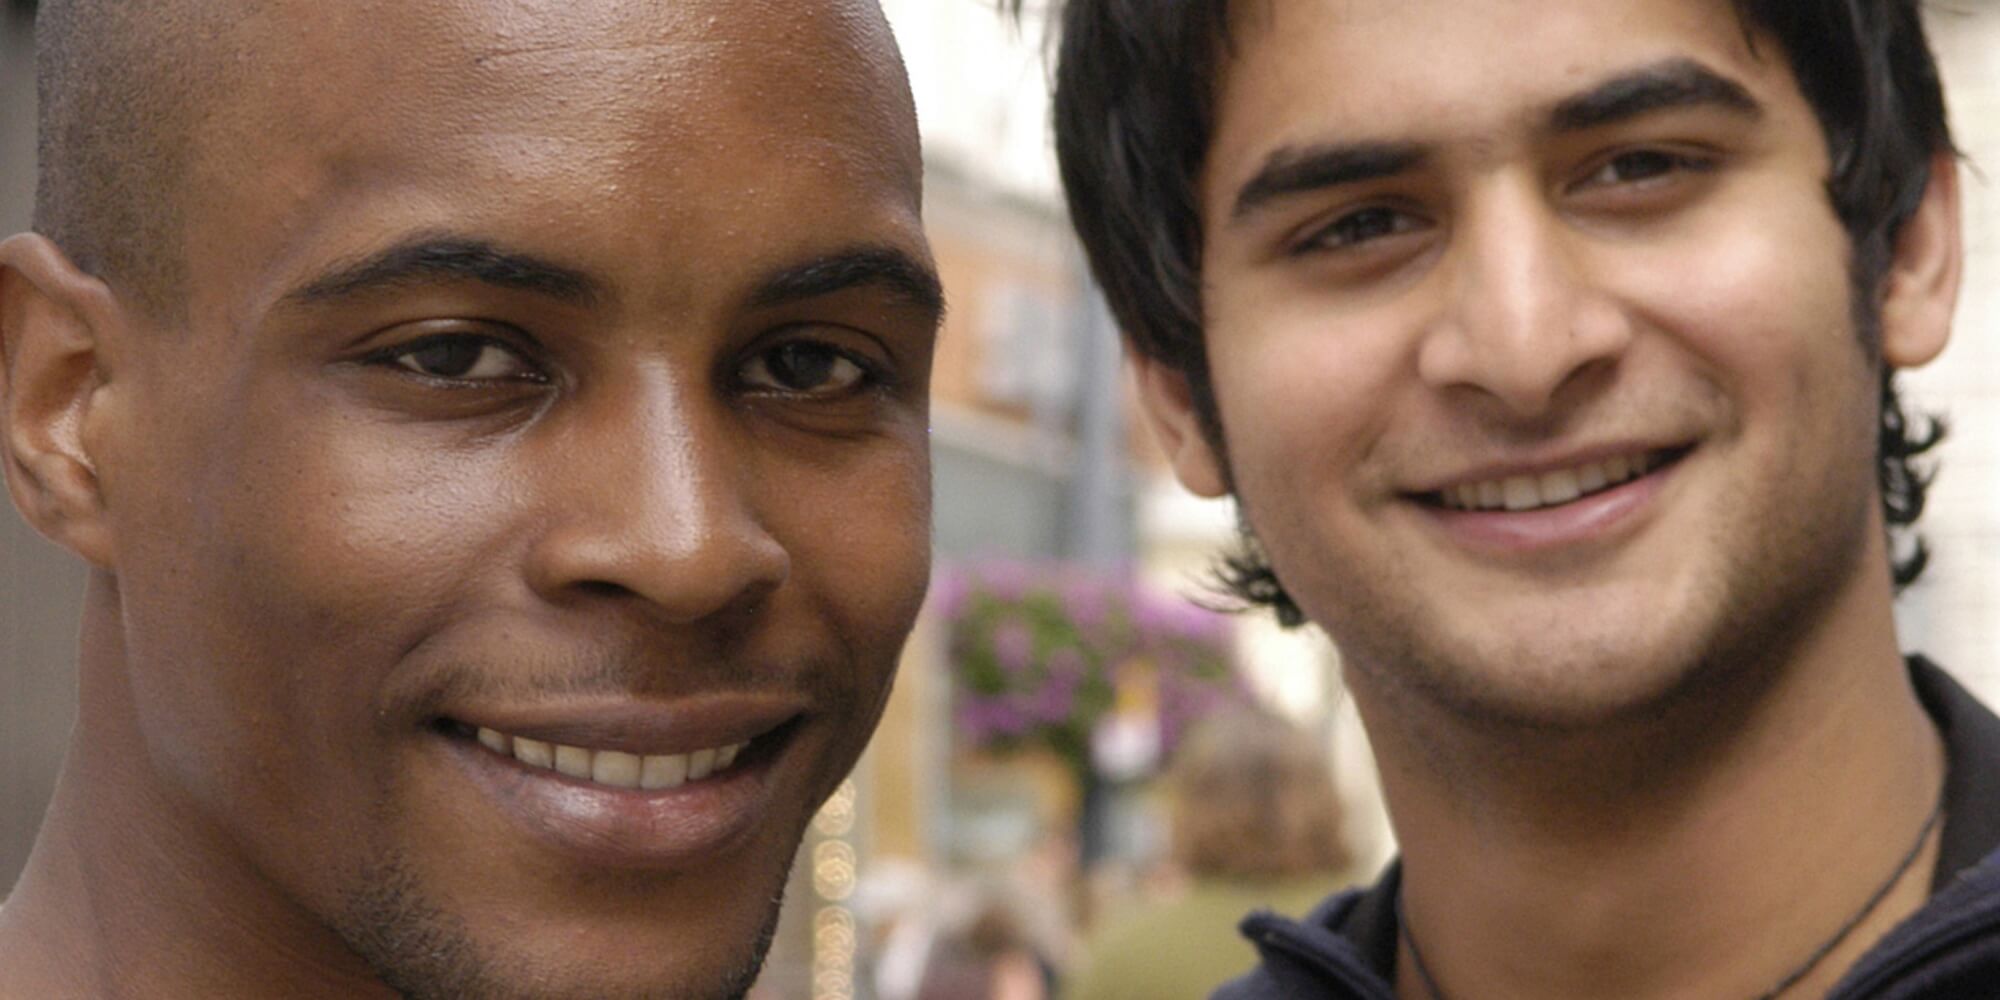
{"left": 1397, "top": 776, "right": 1949, "bottom": 1000}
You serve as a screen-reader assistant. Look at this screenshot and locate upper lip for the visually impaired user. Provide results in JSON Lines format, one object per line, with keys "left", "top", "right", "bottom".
{"left": 1403, "top": 440, "right": 1690, "bottom": 496}
{"left": 442, "top": 691, "right": 806, "bottom": 756}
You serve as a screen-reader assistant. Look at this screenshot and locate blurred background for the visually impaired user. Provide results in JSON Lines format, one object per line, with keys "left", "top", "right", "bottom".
{"left": 1, "top": 2, "right": 1996, "bottom": 997}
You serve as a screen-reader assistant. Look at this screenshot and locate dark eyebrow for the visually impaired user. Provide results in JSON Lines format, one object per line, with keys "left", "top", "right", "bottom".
{"left": 284, "top": 234, "right": 603, "bottom": 307}
{"left": 1231, "top": 142, "right": 1427, "bottom": 222}
{"left": 748, "top": 246, "right": 945, "bottom": 319}
{"left": 1227, "top": 60, "right": 1760, "bottom": 225}
{"left": 1548, "top": 58, "right": 1763, "bottom": 133}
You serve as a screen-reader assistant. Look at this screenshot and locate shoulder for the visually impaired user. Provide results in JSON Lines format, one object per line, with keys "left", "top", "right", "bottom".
{"left": 1211, "top": 868, "right": 1399, "bottom": 1000}
{"left": 1909, "top": 656, "right": 2000, "bottom": 885}
{"left": 1827, "top": 659, "right": 2000, "bottom": 998}
{"left": 1832, "top": 847, "right": 2000, "bottom": 998}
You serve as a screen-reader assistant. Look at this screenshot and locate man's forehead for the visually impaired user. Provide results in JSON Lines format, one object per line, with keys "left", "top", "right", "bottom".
{"left": 133, "top": 0, "right": 921, "bottom": 230}
{"left": 152, "top": 0, "right": 923, "bottom": 333}
{"left": 205, "top": 0, "right": 902, "bottom": 126}
{"left": 1225, "top": 0, "right": 1763, "bottom": 108}
{"left": 1206, "top": 0, "right": 1773, "bottom": 174}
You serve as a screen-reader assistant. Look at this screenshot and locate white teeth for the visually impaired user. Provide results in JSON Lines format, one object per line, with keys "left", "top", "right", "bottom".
{"left": 1578, "top": 462, "right": 1608, "bottom": 493}
{"left": 642, "top": 753, "right": 690, "bottom": 791}
{"left": 1537, "top": 468, "right": 1581, "bottom": 505}
{"left": 1502, "top": 476, "right": 1539, "bottom": 511}
{"left": 554, "top": 744, "right": 593, "bottom": 779}
{"left": 592, "top": 750, "right": 643, "bottom": 789}
{"left": 1440, "top": 451, "right": 1660, "bottom": 513}
{"left": 473, "top": 726, "right": 750, "bottom": 792}
{"left": 514, "top": 737, "right": 554, "bottom": 769}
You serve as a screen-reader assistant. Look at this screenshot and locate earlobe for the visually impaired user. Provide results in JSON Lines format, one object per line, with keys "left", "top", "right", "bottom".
{"left": 0, "top": 233, "right": 122, "bottom": 568}
{"left": 1128, "top": 349, "right": 1230, "bottom": 499}
{"left": 1879, "top": 151, "right": 1963, "bottom": 370}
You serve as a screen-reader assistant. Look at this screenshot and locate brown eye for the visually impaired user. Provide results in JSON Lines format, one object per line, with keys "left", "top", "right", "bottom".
{"left": 741, "top": 342, "right": 870, "bottom": 395}
{"left": 1577, "top": 149, "right": 1716, "bottom": 190}
{"left": 388, "top": 335, "right": 541, "bottom": 382}
{"left": 1295, "top": 205, "right": 1426, "bottom": 255}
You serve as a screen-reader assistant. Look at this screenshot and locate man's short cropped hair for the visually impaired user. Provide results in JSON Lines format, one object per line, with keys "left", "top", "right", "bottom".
{"left": 32, "top": 0, "right": 218, "bottom": 319}
{"left": 1047, "top": 0, "right": 1952, "bottom": 624}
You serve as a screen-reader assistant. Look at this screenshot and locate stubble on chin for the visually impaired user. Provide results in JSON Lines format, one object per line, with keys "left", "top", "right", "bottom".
{"left": 1322, "top": 449, "right": 1876, "bottom": 756}
{"left": 331, "top": 854, "right": 789, "bottom": 1000}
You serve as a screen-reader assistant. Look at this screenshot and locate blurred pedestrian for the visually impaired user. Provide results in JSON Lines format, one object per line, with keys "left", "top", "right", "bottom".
{"left": 1063, "top": 707, "right": 1356, "bottom": 1000}
{"left": 916, "top": 880, "right": 1053, "bottom": 1000}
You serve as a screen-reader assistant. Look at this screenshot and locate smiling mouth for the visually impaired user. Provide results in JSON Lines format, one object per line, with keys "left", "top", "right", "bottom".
{"left": 1428, "top": 447, "right": 1686, "bottom": 513}
{"left": 435, "top": 718, "right": 787, "bottom": 792}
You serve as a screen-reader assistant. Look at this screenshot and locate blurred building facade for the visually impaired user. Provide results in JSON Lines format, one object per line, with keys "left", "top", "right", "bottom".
{"left": 0, "top": 1, "right": 85, "bottom": 901}
{"left": 2, "top": 4, "right": 1999, "bottom": 999}
{"left": 1899, "top": 5, "right": 2000, "bottom": 694}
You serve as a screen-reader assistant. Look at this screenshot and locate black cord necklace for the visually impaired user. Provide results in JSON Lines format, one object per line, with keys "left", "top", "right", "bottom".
{"left": 1397, "top": 777, "right": 1948, "bottom": 1000}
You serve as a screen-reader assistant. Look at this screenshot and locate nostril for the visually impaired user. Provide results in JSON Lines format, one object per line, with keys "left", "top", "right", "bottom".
{"left": 575, "top": 580, "right": 634, "bottom": 600}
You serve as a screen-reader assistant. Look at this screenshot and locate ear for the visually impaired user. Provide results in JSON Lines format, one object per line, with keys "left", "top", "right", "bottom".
{"left": 1878, "top": 151, "right": 1963, "bottom": 370}
{"left": 0, "top": 234, "right": 121, "bottom": 568}
{"left": 1128, "top": 348, "right": 1230, "bottom": 499}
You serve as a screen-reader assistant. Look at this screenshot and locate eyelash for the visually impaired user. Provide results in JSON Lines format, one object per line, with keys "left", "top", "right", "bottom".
{"left": 367, "top": 330, "right": 891, "bottom": 399}
{"left": 1573, "top": 147, "right": 1719, "bottom": 191}
{"left": 1289, "top": 204, "right": 1429, "bottom": 257}
{"left": 738, "top": 338, "right": 893, "bottom": 398}
{"left": 1286, "top": 146, "right": 1719, "bottom": 257}
{"left": 369, "top": 332, "right": 549, "bottom": 386}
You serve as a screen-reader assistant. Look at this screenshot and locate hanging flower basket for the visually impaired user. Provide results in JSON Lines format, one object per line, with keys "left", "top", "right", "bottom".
{"left": 937, "top": 561, "right": 1249, "bottom": 783}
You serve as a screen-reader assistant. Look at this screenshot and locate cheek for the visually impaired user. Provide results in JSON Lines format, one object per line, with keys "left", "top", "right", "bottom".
{"left": 1622, "top": 172, "right": 1857, "bottom": 350}
{"left": 1204, "top": 288, "right": 1413, "bottom": 510}
{"left": 125, "top": 403, "right": 512, "bottom": 777}
{"left": 773, "top": 434, "right": 932, "bottom": 654}
{"left": 1615, "top": 196, "right": 1862, "bottom": 430}
{"left": 1603, "top": 198, "right": 1884, "bottom": 537}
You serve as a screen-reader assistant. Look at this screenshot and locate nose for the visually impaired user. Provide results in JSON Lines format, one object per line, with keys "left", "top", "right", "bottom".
{"left": 1415, "top": 177, "right": 1633, "bottom": 418}
{"left": 524, "top": 373, "right": 789, "bottom": 624}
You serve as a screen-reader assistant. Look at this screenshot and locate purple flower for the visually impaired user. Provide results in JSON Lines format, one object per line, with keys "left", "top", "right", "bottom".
{"left": 987, "top": 700, "right": 1030, "bottom": 737}
{"left": 1058, "top": 574, "right": 1114, "bottom": 629}
{"left": 1045, "top": 646, "right": 1086, "bottom": 682}
{"left": 1159, "top": 596, "right": 1231, "bottom": 642}
{"left": 955, "top": 698, "right": 1032, "bottom": 744}
{"left": 930, "top": 569, "right": 971, "bottom": 620}
{"left": 1030, "top": 678, "right": 1075, "bottom": 724}
{"left": 992, "top": 620, "right": 1036, "bottom": 675}
{"left": 975, "top": 560, "right": 1034, "bottom": 602}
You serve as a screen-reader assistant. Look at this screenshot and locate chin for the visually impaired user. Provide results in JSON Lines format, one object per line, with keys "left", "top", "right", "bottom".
{"left": 1441, "top": 646, "right": 1725, "bottom": 734}
{"left": 1359, "top": 638, "right": 1689, "bottom": 736}
{"left": 330, "top": 850, "right": 791, "bottom": 1000}
{"left": 1350, "top": 553, "right": 1851, "bottom": 746}
{"left": 1334, "top": 569, "right": 1756, "bottom": 736}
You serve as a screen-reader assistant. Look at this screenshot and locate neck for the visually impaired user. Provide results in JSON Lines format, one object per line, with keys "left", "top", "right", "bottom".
{"left": 0, "top": 574, "right": 396, "bottom": 1000}
{"left": 1359, "top": 558, "right": 1946, "bottom": 1000}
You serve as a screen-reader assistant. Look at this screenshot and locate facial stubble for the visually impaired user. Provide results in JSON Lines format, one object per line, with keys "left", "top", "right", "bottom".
{"left": 1225, "top": 306, "right": 1890, "bottom": 753}
{"left": 334, "top": 848, "right": 792, "bottom": 1000}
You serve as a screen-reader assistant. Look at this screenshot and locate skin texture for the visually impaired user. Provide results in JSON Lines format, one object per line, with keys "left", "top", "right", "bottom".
{"left": 0, "top": 2, "right": 939, "bottom": 998}
{"left": 1132, "top": 0, "right": 1962, "bottom": 996}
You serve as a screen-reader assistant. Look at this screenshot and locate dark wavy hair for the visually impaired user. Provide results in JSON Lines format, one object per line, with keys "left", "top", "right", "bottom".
{"left": 1046, "top": 0, "right": 1952, "bottom": 626}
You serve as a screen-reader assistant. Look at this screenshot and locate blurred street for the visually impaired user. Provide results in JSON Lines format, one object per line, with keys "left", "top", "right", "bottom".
{"left": 4, "top": 2, "right": 1999, "bottom": 997}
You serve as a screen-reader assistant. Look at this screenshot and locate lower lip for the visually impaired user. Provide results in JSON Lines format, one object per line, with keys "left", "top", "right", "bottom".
{"left": 1419, "top": 459, "right": 1677, "bottom": 555}
{"left": 437, "top": 730, "right": 782, "bottom": 870}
